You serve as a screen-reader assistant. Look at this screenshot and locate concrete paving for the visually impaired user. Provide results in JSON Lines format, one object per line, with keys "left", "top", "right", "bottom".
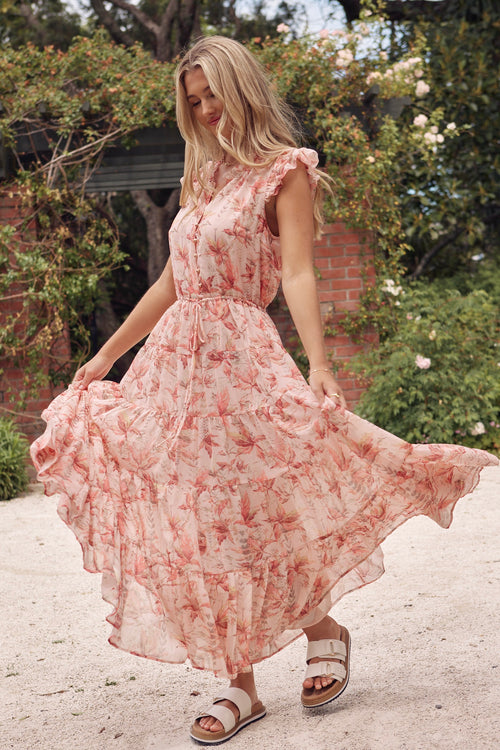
{"left": 1, "top": 466, "right": 499, "bottom": 750}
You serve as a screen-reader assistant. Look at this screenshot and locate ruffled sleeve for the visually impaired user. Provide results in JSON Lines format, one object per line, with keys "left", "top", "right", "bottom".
{"left": 263, "top": 147, "right": 319, "bottom": 201}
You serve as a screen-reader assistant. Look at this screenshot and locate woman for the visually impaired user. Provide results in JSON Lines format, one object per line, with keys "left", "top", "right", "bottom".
{"left": 31, "top": 36, "right": 498, "bottom": 745}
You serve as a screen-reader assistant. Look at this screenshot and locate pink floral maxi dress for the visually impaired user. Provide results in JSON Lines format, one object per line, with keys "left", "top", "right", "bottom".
{"left": 31, "top": 148, "right": 498, "bottom": 679}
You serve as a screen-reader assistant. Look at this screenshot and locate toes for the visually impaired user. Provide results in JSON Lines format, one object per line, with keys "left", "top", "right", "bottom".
{"left": 198, "top": 716, "right": 223, "bottom": 733}
{"left": 303, "top": 677, "right": 314, "bottom": 689}
{"left": 311, "top": 676, "right": 334, "bottom": 690}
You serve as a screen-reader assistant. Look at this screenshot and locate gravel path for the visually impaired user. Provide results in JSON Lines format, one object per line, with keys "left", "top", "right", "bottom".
{"left": 1, "top": 466, "right": 499, "bottom": 750}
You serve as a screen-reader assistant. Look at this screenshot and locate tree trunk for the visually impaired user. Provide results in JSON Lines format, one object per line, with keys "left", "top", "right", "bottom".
{"left": 130, "top": 188, "right": 181, "bottom": 286}
{"left": 94, "top": 280, "right": 135, "bottom": 378}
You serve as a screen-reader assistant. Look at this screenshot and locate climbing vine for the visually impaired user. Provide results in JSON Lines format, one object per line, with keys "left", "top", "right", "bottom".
{"left": 0, "top": 21, "right": 455, "bottom": 407}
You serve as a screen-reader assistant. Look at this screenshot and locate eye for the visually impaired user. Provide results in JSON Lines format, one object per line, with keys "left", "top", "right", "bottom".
{"left": 191, "top": 100, "right": 200, "bottom": 108}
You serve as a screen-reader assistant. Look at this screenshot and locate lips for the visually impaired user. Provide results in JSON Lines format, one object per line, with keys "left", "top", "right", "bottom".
{"left": 208, "top": 116, "right": 220, "bottom": 127}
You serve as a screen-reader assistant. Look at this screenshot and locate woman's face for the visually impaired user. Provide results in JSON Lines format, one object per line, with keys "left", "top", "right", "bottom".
{"left": 184, "top": 67, "right": 231, "bottom": 139}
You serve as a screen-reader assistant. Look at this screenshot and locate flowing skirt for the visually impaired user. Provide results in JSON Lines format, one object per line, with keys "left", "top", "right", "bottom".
{"left": 31, "top": 297, "right": 498, "bottom": 678}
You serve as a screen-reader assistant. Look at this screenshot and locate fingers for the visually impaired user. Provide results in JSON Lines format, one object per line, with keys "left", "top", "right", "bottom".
{"left": 72, "top": 367, "right": 85, "bottom": 386}
{"left": 72, "top": 365, "right": 95, "bottom": 391}
{"left": 309, "top": 375, "right": 346, "bottom": 407}
{"left": 71, "top": 354, "right": 112, "bottom": 390}
{"left": 72, "top": 369, "right": 89, "bottom": 390}
{"left": 327, "top": 390, "right": 347, "bottom": 408}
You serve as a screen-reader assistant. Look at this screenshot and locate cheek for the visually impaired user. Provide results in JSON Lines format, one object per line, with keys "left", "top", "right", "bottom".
{"left": 192, "top": 108, "right": 204, "bottom": 125}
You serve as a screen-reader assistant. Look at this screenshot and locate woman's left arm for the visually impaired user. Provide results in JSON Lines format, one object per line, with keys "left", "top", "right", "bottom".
{"left": 275, "top": 163, "right": 345, "bottom": 405}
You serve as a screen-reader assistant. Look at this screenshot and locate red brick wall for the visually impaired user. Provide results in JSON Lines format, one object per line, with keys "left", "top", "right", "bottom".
{"left": 269, "top": 221, "right": 377, "bottom": 410}
{"left": 0, "top": 191, "right": 70, "bottom": 441}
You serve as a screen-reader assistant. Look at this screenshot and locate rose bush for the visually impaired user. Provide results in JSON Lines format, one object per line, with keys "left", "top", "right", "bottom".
{"left": 350, "top": 282, "right": 500, "bottom": 452}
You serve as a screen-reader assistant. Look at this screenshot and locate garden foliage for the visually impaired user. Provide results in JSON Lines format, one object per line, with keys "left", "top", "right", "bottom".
{"left": 352, "top": 281, "right": 500, "bottom": 452}
{"left": 0, "top": 417, "right": 30, "bottom": 501}
{"left": 0, "top": 32, "right": 178, "bottom": 398}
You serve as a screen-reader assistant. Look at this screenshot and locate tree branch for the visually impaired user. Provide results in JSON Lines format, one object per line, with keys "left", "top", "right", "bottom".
{"left": 157, "top": 0, "right": 179, "bottom": 61}
{"left": 409, "top": 226, "right": 466, "bottom": 279}
{"left": 409, "top": 209, "right": 500, "bottom": 279}
{"left": 89, "top": 0, "right": 136, "bottom": 47}
{"left": 100, "top": 0, "right": 160, "bottom": 37}
{"left": 17, "top": 2, "right": 48, "bottom": 45}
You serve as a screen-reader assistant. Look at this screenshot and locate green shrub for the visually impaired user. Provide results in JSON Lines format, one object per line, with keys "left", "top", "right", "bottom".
{"left": 352, "top": 283, "right": 500, "bottom": 452}
{"left": 0, "top": 417, "right": 30, "bottom": 501}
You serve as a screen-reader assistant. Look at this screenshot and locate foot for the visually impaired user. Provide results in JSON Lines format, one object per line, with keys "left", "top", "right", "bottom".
{"left": 302, "top": 615, "right": 343, "bottom": 692}
{"left": 197, "top": 670, "right": 259, "bottom": 734}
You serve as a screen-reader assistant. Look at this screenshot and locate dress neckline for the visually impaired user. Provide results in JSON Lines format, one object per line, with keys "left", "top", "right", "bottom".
{"left": 206, "top": 160, "right": 245, "bottom": 203}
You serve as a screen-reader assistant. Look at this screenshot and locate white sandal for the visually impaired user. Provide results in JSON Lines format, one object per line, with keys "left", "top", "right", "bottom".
{"left": 190, "top": 686, "right": 266, "bottom": 745}
{"left": 301, "top": 625, "right": 351, "bottom": 707}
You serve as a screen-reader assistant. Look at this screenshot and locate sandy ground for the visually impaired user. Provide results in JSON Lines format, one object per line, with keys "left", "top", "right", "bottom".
{"left": 1, "top": 466, "right": 499, "bottom": 750}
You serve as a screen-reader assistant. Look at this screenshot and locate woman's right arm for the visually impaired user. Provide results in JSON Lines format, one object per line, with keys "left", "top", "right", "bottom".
{"left": 72, "top": 257, "right": 177, "bottom": 389}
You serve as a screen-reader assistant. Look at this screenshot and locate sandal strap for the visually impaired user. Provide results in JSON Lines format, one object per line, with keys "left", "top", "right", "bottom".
{"left": 195, "top": 687, "right": 253, "bottom": 731}
{"left": 304, "top": 660, "right": 347, "bottom": 682}
{"left": 306, "top": 638, "right": 346, "bottom": 663}
{"left": 214, "top": 687, "right": 252, "bottom": 721}
{"left": 196, "top": 704, "right": 236, "bottom": 733}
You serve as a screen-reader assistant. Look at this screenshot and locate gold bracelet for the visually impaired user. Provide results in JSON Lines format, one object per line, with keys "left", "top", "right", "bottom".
{"left": 309, "top": 368, "right": 331, "bottom": 377}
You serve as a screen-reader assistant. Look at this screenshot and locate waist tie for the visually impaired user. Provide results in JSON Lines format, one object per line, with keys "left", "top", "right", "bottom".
{"left": 169, "top": 295, "right": 265, "bottom": 449}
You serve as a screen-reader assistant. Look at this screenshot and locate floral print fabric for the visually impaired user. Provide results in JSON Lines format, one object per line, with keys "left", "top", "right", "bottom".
{"left": 31, "top": 148, "right": 498, "bottom": 679}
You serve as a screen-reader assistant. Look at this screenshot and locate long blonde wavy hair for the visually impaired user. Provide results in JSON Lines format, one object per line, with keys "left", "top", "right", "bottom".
{"left": 175, "top": 35, "right": 329, "bottom": 237}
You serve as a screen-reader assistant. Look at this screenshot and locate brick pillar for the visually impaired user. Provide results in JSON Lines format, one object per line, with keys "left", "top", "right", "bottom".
{"left": 0, "top": 190, "right": 70, "bottom": 441}
{"left": 269, "top": 221, "right": 377, "bottom": 410}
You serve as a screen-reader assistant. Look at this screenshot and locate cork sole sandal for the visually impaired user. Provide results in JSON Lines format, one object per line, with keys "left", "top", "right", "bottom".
{"left": 190, "top": 686, "right": 266, "bottom": 745}
{"left": 301, "top": 625, "right": 351, "bottom": 708}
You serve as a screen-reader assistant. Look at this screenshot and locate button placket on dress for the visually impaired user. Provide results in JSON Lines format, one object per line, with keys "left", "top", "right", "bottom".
{"left": 171, "top": 194, "right": 210, "bottom": 448}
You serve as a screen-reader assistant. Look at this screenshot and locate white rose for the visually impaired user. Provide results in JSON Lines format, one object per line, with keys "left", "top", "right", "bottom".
{"left": 470, "top": 422, "right": 486, "bottom": 436}
{"left": 415, "top": 355, "right": 431, "bottom": 370}
{"left": 416, "top": 80, "right": 430, "bottom": 97}
{"left": 381, "top": 279, "right": 402, "bottom": 296}
{"left": 413, "top": 114, "right": 428, "bottom": 127}
{"left": 366, "top": 71, "right": 382, "bottom": 85}
{"left": 447, "top": 122, "right": 456, "bottom": 130}
{"left": 336, "top": 48, "right": 354, "bottom": 67}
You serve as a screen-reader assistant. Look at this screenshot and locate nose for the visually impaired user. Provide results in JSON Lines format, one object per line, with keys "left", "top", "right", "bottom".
{"left": 201, "top": 98, "right": 215, "bottom": 117}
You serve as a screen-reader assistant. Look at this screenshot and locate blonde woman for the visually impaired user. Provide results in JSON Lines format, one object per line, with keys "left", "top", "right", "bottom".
{"left": 31, "top": 35, "right": 497, "bottom": 745}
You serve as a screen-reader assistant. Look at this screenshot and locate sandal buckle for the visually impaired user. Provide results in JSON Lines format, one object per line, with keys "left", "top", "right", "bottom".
{"left": 324, "top": 661, "right": 334, "bottom": 676}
